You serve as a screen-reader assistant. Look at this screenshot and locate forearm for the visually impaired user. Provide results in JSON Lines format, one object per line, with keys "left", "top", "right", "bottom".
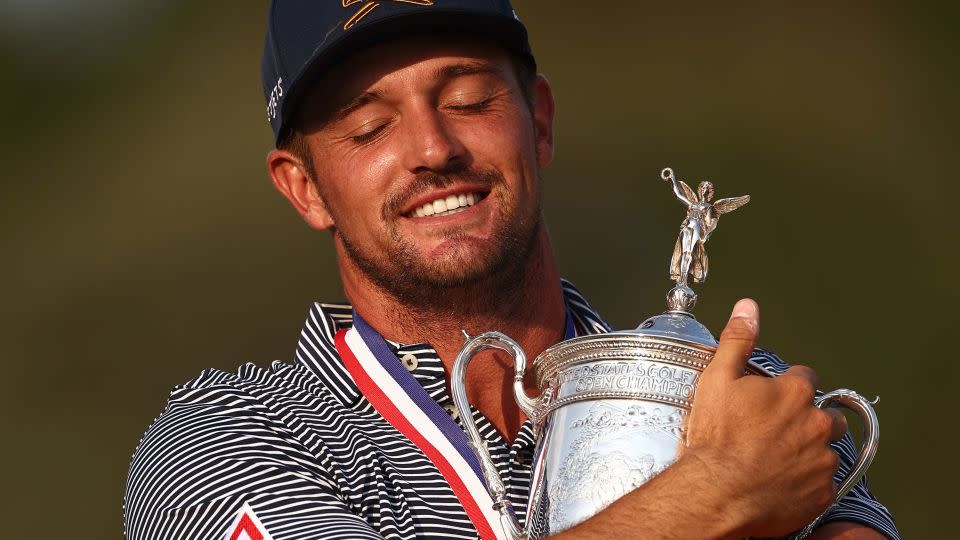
{"left": 549, "top": 451, "right": 744, "bottom": 540}
{"left": 548, "top": 466, "right": 885, "bottom": 540}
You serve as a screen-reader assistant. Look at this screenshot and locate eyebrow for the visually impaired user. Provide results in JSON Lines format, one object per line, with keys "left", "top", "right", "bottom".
{"left": 432, "top": 60, "right": 505, "bottom": 82}
{"left": 329, "top": 90, "right": 385, "bottom": 124}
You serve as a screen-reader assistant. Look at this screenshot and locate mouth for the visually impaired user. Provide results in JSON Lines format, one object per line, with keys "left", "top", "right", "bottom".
{"left": 404, "top": 190, "right": 490, "bottom": 218}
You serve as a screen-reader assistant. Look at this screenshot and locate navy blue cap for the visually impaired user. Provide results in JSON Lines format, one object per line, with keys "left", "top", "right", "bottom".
{"left": 261, "top": 0, "right": 535, "bottom": 145}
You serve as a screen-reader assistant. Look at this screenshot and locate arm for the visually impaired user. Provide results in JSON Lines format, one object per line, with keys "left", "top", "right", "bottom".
{"left": 669, "top": 176, "right": 693, "bottom": 207}
{"left": 551, "top": 300, "right": 845, "bottom": 539}
{"left": 662, "top": 167, "right": 694, "bottom": 207}
{"left": 548, "top": 449, "right": 748, "bottom": 539}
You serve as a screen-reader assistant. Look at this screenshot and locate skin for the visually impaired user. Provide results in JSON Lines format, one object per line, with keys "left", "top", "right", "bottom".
{"left": 267, "top": 35, "right": 885, "bottom": 540}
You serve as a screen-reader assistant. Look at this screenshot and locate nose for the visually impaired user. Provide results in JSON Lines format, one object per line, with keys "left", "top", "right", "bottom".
{"left": 400, "top": 105, "right": 466, "bottom": 173}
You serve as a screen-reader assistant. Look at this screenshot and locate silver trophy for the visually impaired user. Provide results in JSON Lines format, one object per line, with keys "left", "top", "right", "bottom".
{"left": 451, "top": 168, "right": 880, "bottom": 540}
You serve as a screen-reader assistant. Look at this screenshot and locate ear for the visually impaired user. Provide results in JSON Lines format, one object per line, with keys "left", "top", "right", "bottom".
{"left": 532, "top": 74, "right": 556, "bottom": 169}
{"left": 267, "top": 148, "right": 335, "bottom": 230}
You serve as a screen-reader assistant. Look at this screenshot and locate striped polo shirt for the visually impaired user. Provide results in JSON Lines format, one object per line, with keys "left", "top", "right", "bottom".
{"left": 124, "top": 281, "right": 899, "bottom": 539}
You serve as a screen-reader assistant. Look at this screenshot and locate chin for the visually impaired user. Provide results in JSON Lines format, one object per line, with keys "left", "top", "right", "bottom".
{"left": 409, "top": 245, "right": 508, "bottom": 288}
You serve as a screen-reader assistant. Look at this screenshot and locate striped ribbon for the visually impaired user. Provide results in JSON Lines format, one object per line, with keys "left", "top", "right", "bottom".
{"left": 336, "top": 312, "right": 575, "bottom": 540}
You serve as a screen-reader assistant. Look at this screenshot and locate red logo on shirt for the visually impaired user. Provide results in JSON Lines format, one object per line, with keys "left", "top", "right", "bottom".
{"left": 226, "top": 503, "right": 273, "bottom": 540}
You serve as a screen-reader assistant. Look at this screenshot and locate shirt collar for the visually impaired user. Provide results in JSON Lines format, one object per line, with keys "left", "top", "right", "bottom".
{"left": 293, "top": 279, "right": 612, "bottom": 405}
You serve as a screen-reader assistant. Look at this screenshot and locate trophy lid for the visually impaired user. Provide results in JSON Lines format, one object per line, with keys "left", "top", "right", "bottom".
{"left": 631, "top": 308, "right": 717, "bottom": 349}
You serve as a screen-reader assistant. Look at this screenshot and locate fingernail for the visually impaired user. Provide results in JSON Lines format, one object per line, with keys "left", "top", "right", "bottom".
{"left": 731, "top": 299, "right": 758, "bottom": 329}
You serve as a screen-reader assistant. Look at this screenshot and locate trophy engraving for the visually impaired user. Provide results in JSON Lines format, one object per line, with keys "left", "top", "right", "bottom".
{"left": 547, "top": 402, "right": 679, "bottom": 530}
{"left": 451, "top": 168, "right": 881, "bottom": 540}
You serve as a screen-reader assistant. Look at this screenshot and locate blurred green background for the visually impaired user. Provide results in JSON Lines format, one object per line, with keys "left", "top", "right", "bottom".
{"left": 1, "top": 1, "right": 955, "bottom": 538}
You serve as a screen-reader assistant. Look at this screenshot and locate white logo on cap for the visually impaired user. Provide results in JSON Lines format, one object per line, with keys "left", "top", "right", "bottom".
{"left": 267, "top": 77, "right": 283, "bottom": 121}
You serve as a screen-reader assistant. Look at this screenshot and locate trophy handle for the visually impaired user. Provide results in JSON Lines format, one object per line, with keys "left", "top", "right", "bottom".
{"left": 796, "top": 388, "right": 880, "bottom": 538}
{"left": 451, "top": 331, "right": 536, "bottom": 540}
{"left": 816, "top": 389, "right": 880, "bottom": 501}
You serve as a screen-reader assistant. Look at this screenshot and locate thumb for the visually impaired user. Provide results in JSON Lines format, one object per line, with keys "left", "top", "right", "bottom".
{"left": 703, "top": 298, "right": 760, "bottom": 381}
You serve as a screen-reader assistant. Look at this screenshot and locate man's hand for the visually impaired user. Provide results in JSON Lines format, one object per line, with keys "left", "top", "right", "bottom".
{"left": 683, "top": 298, "right": 845, "bottom": 538}
{"left": 553, "top": 299, "right": 850, "bottom": 540}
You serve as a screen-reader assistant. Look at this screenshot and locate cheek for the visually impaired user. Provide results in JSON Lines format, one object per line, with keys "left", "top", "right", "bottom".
{"left": 318, "top": 146, "right": 399, "bottom": 218}
{"left": 488, "top": 117, "right": 539, "bottom": 187}
{"left": 460, "top": 114, "right": 536, "bottom": 172}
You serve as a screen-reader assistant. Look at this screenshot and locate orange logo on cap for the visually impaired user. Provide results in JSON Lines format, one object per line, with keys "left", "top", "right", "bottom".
{"left": 342, "top": 0, "right": 434, "bottom": 30}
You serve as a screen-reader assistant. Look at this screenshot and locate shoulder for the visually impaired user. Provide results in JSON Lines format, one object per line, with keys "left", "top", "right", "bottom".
{"left": 124, "top": 361, "right": 348, "bottom": 540}
{"left": 126, "top": 360, "right": 344, "bottom": 477}
{"left": 135, "top": 360, "right": 338, "bottom": 433}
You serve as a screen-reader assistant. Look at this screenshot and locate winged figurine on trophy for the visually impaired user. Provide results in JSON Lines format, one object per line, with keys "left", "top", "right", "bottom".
{"left": 662, "top": 167, "right": 750, "bottom": 287}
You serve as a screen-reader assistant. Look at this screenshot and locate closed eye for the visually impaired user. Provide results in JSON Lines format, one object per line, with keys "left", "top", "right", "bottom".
{"left": 448, "top": 98, "right": 493, "bottom": 113}
{"left": 349, "top": 122, "right": 389, "bottom": 144}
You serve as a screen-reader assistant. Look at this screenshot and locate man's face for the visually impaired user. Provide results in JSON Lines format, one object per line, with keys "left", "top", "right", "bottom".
{"left": 284, "top": 36, "right": 554, "bottom": 304}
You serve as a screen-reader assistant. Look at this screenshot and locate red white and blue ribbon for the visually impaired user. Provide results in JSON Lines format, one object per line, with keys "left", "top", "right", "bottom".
{"left": 336, "top": 312, "right": 575, "bottom": 540}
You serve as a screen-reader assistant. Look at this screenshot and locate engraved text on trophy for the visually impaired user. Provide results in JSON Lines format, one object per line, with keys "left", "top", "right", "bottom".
{"left": 558, "top": 360, "right": 698, "bottom": 401}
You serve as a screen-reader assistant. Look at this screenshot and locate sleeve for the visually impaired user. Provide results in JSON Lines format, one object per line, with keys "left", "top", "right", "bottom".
{"left": 123, "top": 386, "right": 385, "bottom": 540}
{"left": 816, "top": 432, "right": 900, "bottom": 540}
{"left": 749, "top": 349, "right": 900, "bottom": 540}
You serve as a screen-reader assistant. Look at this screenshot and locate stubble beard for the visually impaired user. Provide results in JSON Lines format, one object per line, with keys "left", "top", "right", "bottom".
{"left": 333, "top": 166, "right": 543, "bottom": 319}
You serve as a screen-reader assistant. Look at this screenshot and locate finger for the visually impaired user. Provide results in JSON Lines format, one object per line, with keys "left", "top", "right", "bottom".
{"left": 704, "top": 299, "right": 760, "bottom": 381}
{"left": 825, "top": 408, "right": 848, "bottom": 442}
{"left": 782, "top": 364, "right": 820, "bottom": 391}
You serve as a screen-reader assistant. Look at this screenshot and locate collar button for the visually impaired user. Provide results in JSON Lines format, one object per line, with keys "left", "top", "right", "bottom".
{"left": 400, "top": 353, "right": 419, "bottom": 371}
{"left": 443, "top": 403, "right": 460, "bottom": 422}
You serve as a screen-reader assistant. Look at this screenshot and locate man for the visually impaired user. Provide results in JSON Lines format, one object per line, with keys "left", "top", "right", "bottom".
{"left": 124, "top": 1, "right": 899, "bottom": 539}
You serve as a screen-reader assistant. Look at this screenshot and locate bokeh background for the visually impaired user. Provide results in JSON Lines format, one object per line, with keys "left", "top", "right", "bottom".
{"left": 2, "top": 1, "right": 955, "bottom": 538}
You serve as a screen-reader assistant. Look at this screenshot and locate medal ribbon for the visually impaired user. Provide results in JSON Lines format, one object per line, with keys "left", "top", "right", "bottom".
{"left": 336, "top": 311, "right": 575, "bottom": 540}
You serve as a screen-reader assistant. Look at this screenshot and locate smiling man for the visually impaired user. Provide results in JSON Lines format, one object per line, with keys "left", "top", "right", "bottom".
{"left": 124, "top": 2, "right": 898, "bottom": 539}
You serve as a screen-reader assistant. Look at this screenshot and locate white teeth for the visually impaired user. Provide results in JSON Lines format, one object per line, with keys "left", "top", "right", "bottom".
{"left": 410, "top": 192, "right": 483, "bottom": 218}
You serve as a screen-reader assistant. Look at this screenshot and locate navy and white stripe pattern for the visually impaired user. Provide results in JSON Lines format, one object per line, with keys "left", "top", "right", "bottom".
{"left": 124, "top": 280, "right": 899, "bottom": 539}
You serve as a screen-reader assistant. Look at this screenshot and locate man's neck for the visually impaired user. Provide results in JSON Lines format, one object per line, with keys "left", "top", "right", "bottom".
{"left": 338, "top": 231, "right": 566, "bottom": 439}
